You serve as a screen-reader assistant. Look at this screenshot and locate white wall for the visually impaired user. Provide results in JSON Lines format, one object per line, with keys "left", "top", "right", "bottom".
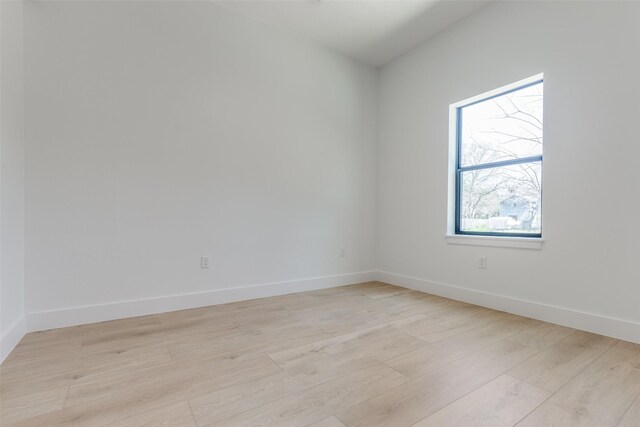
{"left": 377, "top": 1, "right": 640, "bottom": 336}
{"left": 1, "top": 0, "right": 26, "bottom": 360}
{"left": 9, "top": 0, "right": 639, "bottom": 345}
{"left": 23, "top": 1, "right": 377, "bottom": 319}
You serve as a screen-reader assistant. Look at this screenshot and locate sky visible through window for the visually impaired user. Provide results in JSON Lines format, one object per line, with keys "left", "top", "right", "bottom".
{"left": 459, "top": 81, "right": 543, "bottom": 235}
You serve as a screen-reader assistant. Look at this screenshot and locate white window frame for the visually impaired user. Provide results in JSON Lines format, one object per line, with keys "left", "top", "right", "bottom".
{"left": 446, "top": 74, "right": 544, "bottom": 250}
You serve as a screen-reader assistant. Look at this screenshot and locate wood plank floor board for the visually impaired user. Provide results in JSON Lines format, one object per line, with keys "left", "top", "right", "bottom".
{"left": 268, "top": 314, "right": 430, "bottom": 368}
{"left": 189, "top": 357, "right": 384, "bottom": 425}
{"left": 411, "top": 374, "right": 551, "bottom": 427}
{"left": 5, "top": 356, "right": 282, "bottom": 426}
{"left": 283, "top": 294, "right": 444, "bottom": 336}
{"left": 283, "top": 287, "right": 477, "bottom": 337}
{"left": 310, "top": 416, "right": 347, "bottom": 427}
{"left": 336, "top": 339, "right": 542, "bottom": 427}
{"left": 63, "top": 353, "right": 280, "bottom": 408}
{"left": 0, "top": 385, "right": 70, "bottom": 425}
{"left": 168, "top": 324, "right": 332, "bottom": 362}
{"left": 1, "top": 343, "right": 173, "bottom": 403}
{"left": 618, "top": 393, "right": 640, "bottom": 427}
{"left": 104, "top": 401, "right": 196, "bottom": 427}
{"left": 385, "top": 313, "right": 539, "bottom": 379}
{"left": 507, "top": 330, "right": 618, "bottom": 393}
{"left": 400, "top": 304, "right": 494, "bottom": 343}
{"left": 1, "top": 282, "right": 636, "bottom": 427}
{"left": 2, "top": 334, "right": 83, "bottom": 368}
{"left": 517, "top": 341, "right": 640, "bottom": 427}
{"left": 505, "top": 321, "right": 576, "bottom": 350}
{"left": 211, "top": 364, "right": 410, "bottom": 427}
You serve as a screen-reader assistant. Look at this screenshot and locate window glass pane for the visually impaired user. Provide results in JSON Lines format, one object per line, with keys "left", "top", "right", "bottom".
{"left": 460, "top": 82, "right": 543, "bottom": 167}
{"left": 460, "top": 162, "right": 542, "bottom": 234}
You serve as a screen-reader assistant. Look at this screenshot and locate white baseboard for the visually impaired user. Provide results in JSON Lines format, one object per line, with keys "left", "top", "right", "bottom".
{"left": 26, "top": 271, "right": 376, "bottom": 333}
{"left": 1, "top": 315, "right": 27, "bottom": 364}
{"left": 10, "top": 269, "right": 636, "bottom": 363}
{"left": 376, "top": 271, "right": 640, "bottom": 344}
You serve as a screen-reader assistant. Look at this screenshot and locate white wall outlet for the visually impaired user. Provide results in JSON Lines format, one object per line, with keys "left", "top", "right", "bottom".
{"left": 201, "top": 256, "right": 210, "bottom": 269}
{"left": 340, "top": 247, "right": 346, "bottom": 258}
{"left": 478, "top": 256, "right": 487, "bottom": 269}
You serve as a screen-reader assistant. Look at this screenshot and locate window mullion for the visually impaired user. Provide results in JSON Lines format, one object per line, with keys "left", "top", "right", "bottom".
{"left": 458, "top": 155, "right": 542, "bottom": 173}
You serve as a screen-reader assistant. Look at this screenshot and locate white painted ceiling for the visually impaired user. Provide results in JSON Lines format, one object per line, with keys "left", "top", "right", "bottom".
{"left": 217, "top": 0, "right": 491, "bottom": 67}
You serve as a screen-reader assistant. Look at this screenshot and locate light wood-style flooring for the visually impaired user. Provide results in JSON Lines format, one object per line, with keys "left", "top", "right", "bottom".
{"left": 1, "top": 282, "right": 639, "bottom": 426}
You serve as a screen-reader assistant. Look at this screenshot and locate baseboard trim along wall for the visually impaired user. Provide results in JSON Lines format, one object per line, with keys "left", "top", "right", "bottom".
{"left": 376, "top": 270, "right": 640, "bottom": 344}
{"left": 25, "top": 271, "right": 376, "bottom": 334}
{"left": 0, "top": 316, "right": 27, "bottom": 363}
{"left": 4, "top": 268, "right": 638, "bottom": 364}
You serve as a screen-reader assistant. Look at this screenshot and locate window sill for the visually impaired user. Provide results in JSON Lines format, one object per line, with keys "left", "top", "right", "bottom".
{"left": 445, "top": 234, "right": 543, "bottom": 250}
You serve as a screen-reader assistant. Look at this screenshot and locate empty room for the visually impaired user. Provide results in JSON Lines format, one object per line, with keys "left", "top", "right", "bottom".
{"left": 1, "top": 0, "right": 639, "bottom": 425}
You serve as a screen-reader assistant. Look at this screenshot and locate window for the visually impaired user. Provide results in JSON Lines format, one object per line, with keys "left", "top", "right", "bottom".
{"left": 454, "top": 77, "right": 543, "bottom": 237}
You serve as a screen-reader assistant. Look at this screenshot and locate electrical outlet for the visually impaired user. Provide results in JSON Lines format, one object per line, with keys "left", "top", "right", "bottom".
{"left": 201, "top": 256, "right": 210, "bottom": 269}
{"left": 340, "top": 247, "right": 346, "bottom": 258}
{"left": 478, "top": 256, "right": 487, "bottom": 269}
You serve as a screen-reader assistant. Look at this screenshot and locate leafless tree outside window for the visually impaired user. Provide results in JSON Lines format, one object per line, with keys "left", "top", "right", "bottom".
{"left": 458, "top": 82, "right": 543, "bottom": 234}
